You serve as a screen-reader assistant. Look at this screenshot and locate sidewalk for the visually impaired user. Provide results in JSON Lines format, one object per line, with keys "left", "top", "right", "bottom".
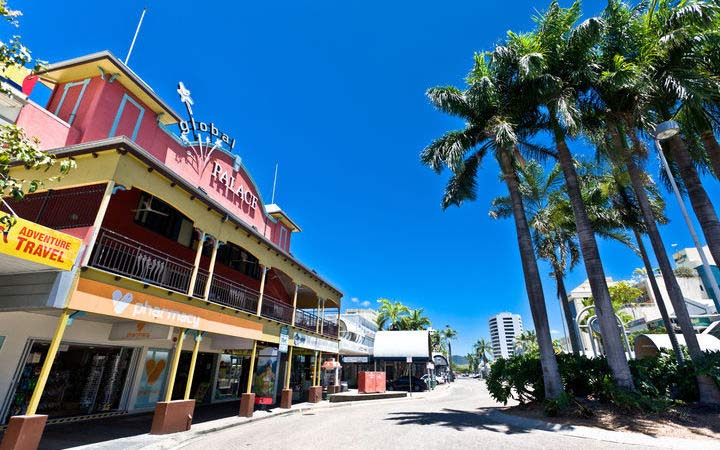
{"left": 53, "top": 387, "right": 446, "bottom": 450}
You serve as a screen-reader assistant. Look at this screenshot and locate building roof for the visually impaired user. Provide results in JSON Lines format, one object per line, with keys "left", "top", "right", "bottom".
{"left": 265, "top": 204, "right": 301, "bottom": 232}
{"left": 373, "top": 330, "right": 430, "bottom": 360}
{"left": 34, "top": 51, "right": 182, "bottom": 125}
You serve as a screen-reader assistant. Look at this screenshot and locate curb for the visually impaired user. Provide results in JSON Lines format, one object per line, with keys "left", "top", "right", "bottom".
{"left": 486, "top": 409, "right": 720, "bottom": 450}
{"left": 141, "top": 391, "right": 433, "bottom": 450}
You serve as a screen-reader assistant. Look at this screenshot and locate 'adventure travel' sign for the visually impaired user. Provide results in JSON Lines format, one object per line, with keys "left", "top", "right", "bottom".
{"left": 0, "top": 214, "right": 81, "bottom": 271}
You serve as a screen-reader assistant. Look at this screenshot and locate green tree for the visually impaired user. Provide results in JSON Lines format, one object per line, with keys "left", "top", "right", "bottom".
{"left": 422, "top": 51, "right": 565, "bottom": 399}
{"left": 473, "top": 338, "right": 493, "bottom": 366}
{"left": 398, "top": 308, "right": 431, "bottom": 330}
{"left": 0, "top": 2, "right": 75, "bottom": 199}
{"left": 376, "top": 299, "right": 410, "bottom": 331}
{"left": 588, "top": 0, "right": 720, "bottom": 403}
{"left": 514, "top": 330, "right": 539, "bottom": 356}
{"left": 509, "top": 0, "right": 635, "bottom": 391}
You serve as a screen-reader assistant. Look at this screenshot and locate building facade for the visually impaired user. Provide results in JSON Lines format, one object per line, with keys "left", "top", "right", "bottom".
{"left": 0, "top": 51, "right": 342, "bottom": 438}
{"left": 488, "top": 313, "right": 523, "bottom": 359}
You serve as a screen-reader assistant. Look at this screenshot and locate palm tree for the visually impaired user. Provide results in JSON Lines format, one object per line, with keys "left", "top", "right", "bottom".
{"left": 376, "top": 298, "right": 410, "bottom": 331}
{"left": 399, "top": 308, "right": 431, "bottom": 330}
{"left": 644, "top": 1, "right": 720, "bottom": 278}
{"left": 589, "top": 0, "right": 720, "bottom": 402}
{"left": 507, "top": 1, "right": 636, "bottom": 390}
{"left": 473, "top": 338, "right": 493, "bottom": 366}
{"left": 514, "top": 330, "right": 538, "bottom": 355}
{"left": 422, "top": 51, "right": 564, "bottom": 399}
{"left": 441, "top": 326, "right": 458, "bottom": 381}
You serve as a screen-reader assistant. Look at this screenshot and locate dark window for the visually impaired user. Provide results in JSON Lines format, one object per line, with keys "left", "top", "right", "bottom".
{"left": 206, "top": 241, "right": 261, "bottom": 280}
{"left": 134, "top": 193, "right": 194, "bottom": 246}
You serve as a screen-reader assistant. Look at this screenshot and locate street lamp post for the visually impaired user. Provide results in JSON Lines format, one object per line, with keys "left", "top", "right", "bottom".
{"left": 654, "top": 121, "right": 720, "bottom": 313}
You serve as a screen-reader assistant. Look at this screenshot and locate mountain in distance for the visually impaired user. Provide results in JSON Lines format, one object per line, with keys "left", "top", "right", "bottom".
{"left": 451, "top": 355, "right": 469, "bottom": 366}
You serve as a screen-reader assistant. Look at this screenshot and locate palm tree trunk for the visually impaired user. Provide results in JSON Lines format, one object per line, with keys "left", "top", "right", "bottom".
{"left": 623, "top": 140, "right": 720, "bottom": 404}
{"left": 632, "top": 228, "right": 684, "bottom": 364}
{"left": 700, "top": 130, "right": 720, "bottom": 180}
{"left": 553, "top": 130, "right": 635, "bottom": 391}
{"left": 665, "top": 135, "right": 720, "bottom": 273}
{"left": 554, "top": 270, "right": 581, "bottom": 355}
{"left": 499, "top": 149, "right": 563, "bottom": 399}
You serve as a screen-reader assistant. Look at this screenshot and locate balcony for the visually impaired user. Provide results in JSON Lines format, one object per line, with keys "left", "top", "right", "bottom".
{"left": 261, "top": 295, "right": 293, "bottom": 323}
{"left": 91, "top": 229, "right": 193, "bottom": 293}
{"left": 90, "top": 229, "right": 333, "bottom": 336}
{"left": 195, "top": 269, "right": 259, "bottom": 314}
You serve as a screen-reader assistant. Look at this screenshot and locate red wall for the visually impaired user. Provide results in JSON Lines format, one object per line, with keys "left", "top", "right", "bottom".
{"left": 101, "top": 188, "right": 290, "bottom": 303}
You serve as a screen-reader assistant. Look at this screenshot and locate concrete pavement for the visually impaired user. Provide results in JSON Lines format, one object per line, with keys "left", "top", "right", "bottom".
{"left": 174, "top": 379, "right": 720, "bottom": 450}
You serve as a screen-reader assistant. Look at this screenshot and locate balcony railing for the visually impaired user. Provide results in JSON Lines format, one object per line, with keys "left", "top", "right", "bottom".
{"left": 197, "top": 269, "right": 259, "bottom": 314}
{"left": 90, "top": 229, "right": 337, "bottom": 336}
{"left": 321, "top": 320, "right": 338, "bottom": 338}
{"left": 294, "top": 309, "right": 318, "bottom": 332}
{"left": 260, "top": 295, "right": 293, "bottom": 323}
{"left": 91, "top": 229, "right": 193, "bottom": 293}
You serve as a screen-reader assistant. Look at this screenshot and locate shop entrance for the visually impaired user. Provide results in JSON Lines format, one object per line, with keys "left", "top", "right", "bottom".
{"left": 5, "top": 341, "right": 135, "bottom": 422}
{"left": 171, "top": 351, "right": 215, "bottom": 403}
{"left": 214, "top": 354, "right": 243, "bottom": 402}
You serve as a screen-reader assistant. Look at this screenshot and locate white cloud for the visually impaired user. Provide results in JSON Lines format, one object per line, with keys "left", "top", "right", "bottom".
{"left": 360, "top": 300, "right": 371, "bottom": 307}
{"left": 350, "top": 297, "right": 359, "bottom": 303}
{"left": 551, "top": 329, "right": 561, "bottom": 335}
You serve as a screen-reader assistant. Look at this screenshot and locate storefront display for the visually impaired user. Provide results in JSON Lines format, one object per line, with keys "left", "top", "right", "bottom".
{"left": 135, "top": 348, "right": 169, "bottom": 409}
{"left": 252, "top": 347, "right": 279, "bottom": 404}
{"left": 7, "top": 341, "right": 134, "bottom": 421}
{"left": 215, "top": 354, "right": 242, "bottom": 401}
{"left": 288, "top": 352, "right": 315, "bottom": 402}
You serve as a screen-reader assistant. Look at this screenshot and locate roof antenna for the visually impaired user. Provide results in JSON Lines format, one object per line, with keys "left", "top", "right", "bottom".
{"left": 271, "top": 162, "right": 279, "bottom": 204}
{"left": 124, "top": 7, "right": 147, "bottom": 65}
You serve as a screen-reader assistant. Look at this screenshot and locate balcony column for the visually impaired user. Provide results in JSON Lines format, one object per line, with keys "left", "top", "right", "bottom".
{"left": 280, "top": 346, "right": 294, "bottom": 408}
{"left": 150, "top": 329, "right": 195, "bottom": 435}
{"left": 240, "top": 341, "right": 258, "bottom": 417}
{"left": 320, "top": 299, "right": 326, "bottom": 335}
{"left": 164, "top": 329, "right": 186, "bottom": 402}
{"left": 256, "top": 265, "right": 270, "bottom": 316}
{"left": 81, "top": 181, "right": 115, "bottom": 267}
{"left": 290, "top": 283, "right": 299, "bottom": 325}
{"left": 184, "top": 331, "right": 204, "bottom": 400}
{"left": 315, "top": 296, "right": 321, "bottom": 334}
{"left": 202, "top": 237, "right": 220, "bottom": 300}
{"left": 187, "top": 231, "right": 206, "bottom": 296}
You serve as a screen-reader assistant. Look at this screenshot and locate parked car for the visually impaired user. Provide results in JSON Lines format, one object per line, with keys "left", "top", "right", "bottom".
{"left": 389, "top": 376, "right": 428, "bottom": 392}
{"left": 421, "top": 374, "right": 444, "bottom": 386}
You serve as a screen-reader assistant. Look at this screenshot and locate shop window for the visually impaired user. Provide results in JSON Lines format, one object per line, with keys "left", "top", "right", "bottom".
{"left": 134, "top": 193, "right": 194, "bottom": 247}
{"left": 206, "top": 241, "right": 261, "bottom": 280}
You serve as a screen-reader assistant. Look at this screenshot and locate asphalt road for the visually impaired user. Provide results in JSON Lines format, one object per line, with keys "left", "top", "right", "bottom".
{"left": 178, "top": 379, "right": 689, "bottom": 450}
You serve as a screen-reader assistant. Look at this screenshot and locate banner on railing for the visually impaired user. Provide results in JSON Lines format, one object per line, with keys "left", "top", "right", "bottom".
{"left": 0, "top": 213, "right": 82, "bottom": 271}
{"left": 69, "top": 278, "right": 264, "bottom": 339}
{"left": 292, "top": 330, "right": 339, "bottom": 353}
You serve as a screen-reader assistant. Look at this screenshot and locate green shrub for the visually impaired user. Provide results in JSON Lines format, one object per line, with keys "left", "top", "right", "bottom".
{"left": 486, "top": 354, "right": 544, "bottom": 404}
{"left": 485, "top": 350, "right": 718, "bottom": 414}
{"left": 628, "top": 350, "right": 698, "bottom": 402}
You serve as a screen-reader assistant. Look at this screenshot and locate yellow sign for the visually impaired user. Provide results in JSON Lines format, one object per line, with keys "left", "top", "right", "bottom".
{"left": 68, "top": 278, "right": 264, "bottom": 340}
{"left": 0, "top": 213, "right": 82, "bottom": 271}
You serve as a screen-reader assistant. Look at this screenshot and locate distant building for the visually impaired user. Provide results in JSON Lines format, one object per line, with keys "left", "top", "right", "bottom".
{"left": 489, "top": 313, "right": 523, "bottom": 359}
{"left": 343, "top": 308, "right": 378, "bottom": 325}
{"left": 673, "top": 245, "right": 720, "bottom": 310}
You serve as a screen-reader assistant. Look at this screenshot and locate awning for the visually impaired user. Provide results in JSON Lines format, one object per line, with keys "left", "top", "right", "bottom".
{"left": 634, "top": 333, "right": 720, "bottom": 359}
{"left": 373, "top": 330, "right": 430, "bottom": 361}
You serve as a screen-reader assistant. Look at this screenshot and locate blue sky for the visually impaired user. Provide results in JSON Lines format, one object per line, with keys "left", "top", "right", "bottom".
{"left": 14, "top": 0, "right": 719, "bottom": 356}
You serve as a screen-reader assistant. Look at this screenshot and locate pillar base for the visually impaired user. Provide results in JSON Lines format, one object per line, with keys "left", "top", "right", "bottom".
{"left": 239, "top": 393, "right": 255, "bottom": 417}
{"left": 308, "top": 386, "right": 323, "bottom": 403}
{"left": 0, "top": 414, "right": 48, "bottom": 450}
{"left": 150, "top": 400, "right": 195, "bottom": 435}
{"left": 280, "top": 389, "right": 293, "bottom": 409}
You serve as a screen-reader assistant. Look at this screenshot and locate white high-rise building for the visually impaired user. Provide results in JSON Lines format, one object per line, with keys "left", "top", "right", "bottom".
{"left": 489, "top": 313, "right": 523, "bottom": 359}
